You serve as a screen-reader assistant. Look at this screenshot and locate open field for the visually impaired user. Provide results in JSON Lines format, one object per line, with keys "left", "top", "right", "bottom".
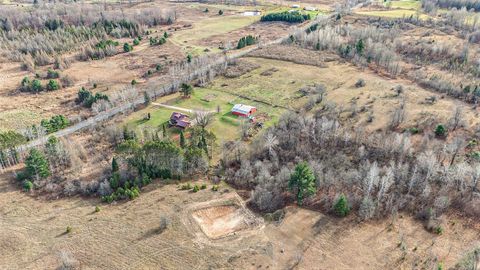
{"left": 0, "top": 175, "right": 478, "bottom": 269}
{"left": 2, "top": 1, "right": 480, "bottom": 269}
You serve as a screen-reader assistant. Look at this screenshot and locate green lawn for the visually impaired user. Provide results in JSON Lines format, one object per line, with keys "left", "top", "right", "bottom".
{"left": 124, "top": 87, "right": 285, "bottom": 142}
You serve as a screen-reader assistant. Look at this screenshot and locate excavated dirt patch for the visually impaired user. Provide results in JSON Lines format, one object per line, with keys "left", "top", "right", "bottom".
{"left": 192, "top": 204, "right": 252, "bottom": 239}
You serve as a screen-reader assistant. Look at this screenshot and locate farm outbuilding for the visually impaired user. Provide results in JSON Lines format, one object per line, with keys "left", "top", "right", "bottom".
{"left": 231, "top": 104, "right": 256, "bottom": 117}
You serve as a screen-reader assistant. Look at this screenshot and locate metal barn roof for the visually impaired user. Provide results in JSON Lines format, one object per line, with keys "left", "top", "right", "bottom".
{"left": 231, "top": 104, "right": 256, "bottom": 114}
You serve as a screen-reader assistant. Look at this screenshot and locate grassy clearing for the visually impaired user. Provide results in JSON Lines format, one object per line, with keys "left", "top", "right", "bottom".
{"left": 356, "top": 9, "right": 429, "bottom": 19}
{"left": 389, "top": 0, "right": 421, "bottom": 10}
{"left": 124, "top": 87, "right": 285, "bottom": 142}
{"left": 210, "top": 57, "right": 323, "bottom": 110}
{"left": 171, "top": 15, "right": 259, "bottom": 44}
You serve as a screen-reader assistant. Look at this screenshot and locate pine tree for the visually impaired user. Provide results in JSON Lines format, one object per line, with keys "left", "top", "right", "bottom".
{"left": 112, "top": 157, "right": 119, "bottom": 172}
{"left": 288, "top": 162, "right": 316, "bottom": 205}
{"left": 25, "top": 148, "right": 50, "bottom": 180}
{"left": 334, "top": 194, "right": 350, "bottom": 217}
{"left": 180, "top": 130, "right": 186, "bottom": 148}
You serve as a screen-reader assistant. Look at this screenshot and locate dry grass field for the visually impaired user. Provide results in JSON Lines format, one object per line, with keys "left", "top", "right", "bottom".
{"left": 2, "top": 0, "right": 480, "bottom": 269}
{"left": 0, "top": 174, "right": 478, "bottom": 269}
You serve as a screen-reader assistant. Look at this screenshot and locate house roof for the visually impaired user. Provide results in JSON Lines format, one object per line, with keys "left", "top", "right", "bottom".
{"left": 170, "top": 112, "right": 189, "bottom": 121}
{"left": 231, "top": 104, "right": 256, "bottom": 115}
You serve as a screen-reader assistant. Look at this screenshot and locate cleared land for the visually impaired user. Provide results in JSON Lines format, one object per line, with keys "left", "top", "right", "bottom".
{"left": 0, "top": 175, "right": 478, "bottom": 269}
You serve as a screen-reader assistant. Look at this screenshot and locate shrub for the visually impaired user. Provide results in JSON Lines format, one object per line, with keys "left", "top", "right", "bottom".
{"left": 211, "top": 185, "right": 219, "bottom": 191}
{"left": 23, "top": 180, "right": 33, "bottom": 191}
{"left": 46, "top": 69, "right": 60, "bottom": 79}
{"left": 435, "top": 124, "right": 446, "bottom": 137}
{"left": 123, "top": 43, "right": 133, "bottom": 52}
{"left": 218, "top": 10, "right": 223, "bottom": 15}
{"left": 355, "top": 78, "right": 366, "bottom": 88}
{"left": 334, "top": 194, "right": 350, "bottom": 217}
{"left": 434, "top": 226, "right": 444, "bottom": 235}
{"left": 133, "top": 38, "right": 140, "bottom": 46}
{"left": 131, "top": 79, "right": 137, "bottom": 85}
{"left": 40, "top": 115, "right": 70, "bottom": 133}
{"left": 95, "top": 206, "right": 100, "bottom": 213}
{"left": 200, "top": 183, "right": 207, "bottom": 190}
{"left": 192, "top": 185, "right": 200, "bottom": 192}
{"left": 181, "top": 183, "right": 192, "bottom": 190}
{"left": 46, "top": 79, "right": 60, "bottom": 91}
{"left": 187, "top": 54, "right": 192, "bottom": 63}
{"left": 60, "top": 75, "right": 74, "bottom": 87}
{"left": 65, "top": 226, "right": 72, "bottom": 234}
{"left": 31, "top": 79, "right": 43, "bottom": 92}
{"left": 156, "top": 64, "right": 162, "bottom": 71}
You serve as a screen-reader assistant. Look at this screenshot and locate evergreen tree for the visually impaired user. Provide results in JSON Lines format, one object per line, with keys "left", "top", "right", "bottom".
{"left": 180, "top": 130, "right": 186, "bottom": 148}
{"left": 25, "top": 148, "right": 50, "bottom": 180}
{"left": 334, "top": 194, "right": 350, "bottom": 217}
{"left": 435, "top": 124, "right": 446, "bottom": 137}
{"left": 218, "top": 9, "right": 223, "bottom": 15}
{"left": 112, "top": 157, "right": 119, "bottom": 172}
{"left": 355, "top": 39, "right": 365, "bottom": 55}
{"left": 180, "top": 83, "right": 193, "bottom": 98}
{"left": 288, "top": 162, "right": 316, "bottom": 205}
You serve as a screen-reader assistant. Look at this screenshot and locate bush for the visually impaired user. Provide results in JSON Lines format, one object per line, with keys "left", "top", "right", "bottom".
{"left": 23, "top": 180, "right": 33, "bottom": 191}
{"left": 95, "top": 206, "right": 100, "bottom": 212}
{"left": 355, "top": 78, "right": 366, "bottom": 88}
{"left": 46, "top": 69, "right": 60, "bottom": 79}
{"left": 131, "top": 79, "right": 137, "bottom": 85}
{"left": 434, "top": 226, "right": 444, "bottom": 235}
{"left": 334, "top": 194, "right": 350, "bottom": 217}
{"left": 46, "top": 79, "right": 60, "bottom": 91}
{"left": 133, "top": 38, "right": 140, "bottom": 46}
{"left": 435, "top": 124, "right": 446, "bottom": 137}
{"left": 31, "top": 79, "right": 43, "bottom": 92}
{"left": 192, "top": 185, "right": 199, "bottom": 192}
{"left": 218, "top": 10, "right": 223, "bottom": 15}
{"left": 201, "top": 183, "right": 207, "bottom": 190}
{"left": 65, "top": 226, "right": 72, "bottom": 234}
{"left": 60, "top": 76, "right": 74, "bottom": 87}
{"left": 181, "top": 183, "right": 192, "bottom": 190}
{"left": 123, "top": 43, "right": 133, "bottom": 52}
{"left": 41, "top": 115, "right": 70, "bottom": 133}
{"left": 211, "top": 185, "right": 219, "bottom": 191}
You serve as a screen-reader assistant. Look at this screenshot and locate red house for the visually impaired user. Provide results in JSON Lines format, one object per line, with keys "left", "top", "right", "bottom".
{"left": 231, "top": 104, "right": 256, "bottom": 117}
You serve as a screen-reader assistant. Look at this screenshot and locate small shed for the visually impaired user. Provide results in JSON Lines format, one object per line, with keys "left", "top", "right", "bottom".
{"left": 169, "top": 112, "right": 190, "bottom": 128}
{"left": 231, "top": 104, "right": 256, "bottom": 117}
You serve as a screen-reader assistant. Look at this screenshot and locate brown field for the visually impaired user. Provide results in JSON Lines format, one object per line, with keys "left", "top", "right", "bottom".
{"left": 0, "top": 175, "right": 478, "bottom": 269}
{"left": 2, "top": 1, "right": 480, "bottom": 269}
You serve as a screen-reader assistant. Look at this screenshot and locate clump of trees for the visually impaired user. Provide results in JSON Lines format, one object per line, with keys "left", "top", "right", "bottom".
{"left": 40, "top": 115, "right": 70, "bottom": 134}
{"left": 101, "top": 126, "right": 215, "bottom": 202}
{"left": 76, "top": 87, "right": 109, "bottom": 108}
{"left": 149, "top": 32, "right": 168, "bottom": 46}
{"left": 237, "top": 35, "right": 257, "bottom": 49}
{"left": 223, "top": 111, "right": 480, "bottom": 221}
{"left": 261, "top": 11, "right": 310, "bottom": 23}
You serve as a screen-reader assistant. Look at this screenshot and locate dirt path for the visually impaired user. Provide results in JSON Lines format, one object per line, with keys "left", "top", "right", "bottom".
{"left": 151, "top": 102, "right": 216, "bottom": 113}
